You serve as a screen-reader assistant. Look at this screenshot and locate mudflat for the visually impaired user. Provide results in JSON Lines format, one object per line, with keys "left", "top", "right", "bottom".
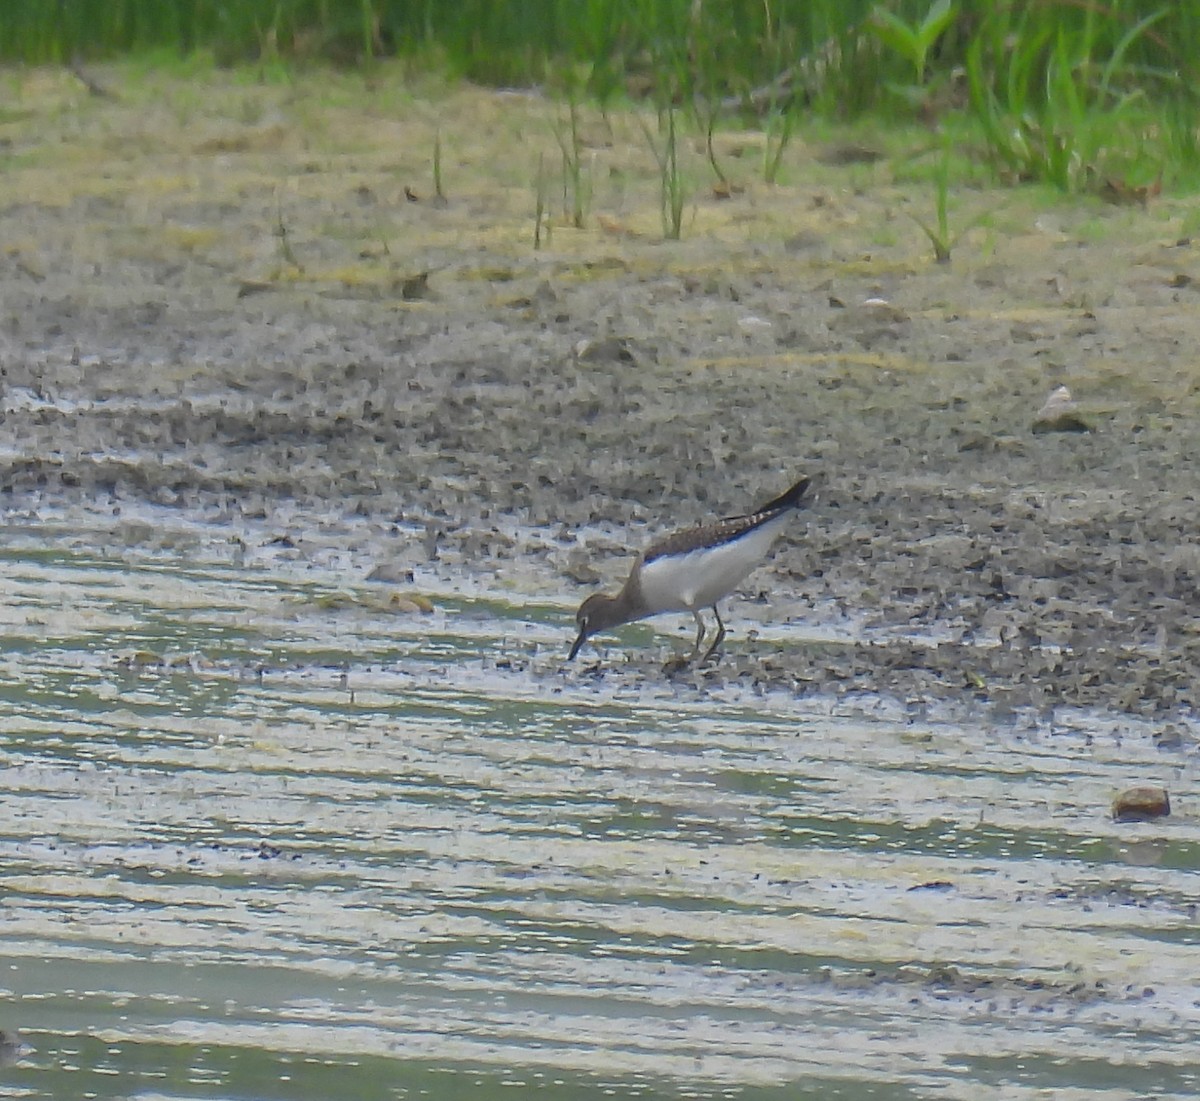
{"left": 3, "top": 66, "right": 1198, "bottom": 719}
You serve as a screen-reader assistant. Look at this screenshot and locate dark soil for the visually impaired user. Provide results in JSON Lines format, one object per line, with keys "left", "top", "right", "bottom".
{"left": 3, "top": 68, "right": 1199, "bottom": 719}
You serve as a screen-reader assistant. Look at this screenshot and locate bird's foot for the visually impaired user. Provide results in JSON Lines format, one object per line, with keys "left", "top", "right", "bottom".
{"left": 662, "top": 654, "right": 693, "bottom": 676}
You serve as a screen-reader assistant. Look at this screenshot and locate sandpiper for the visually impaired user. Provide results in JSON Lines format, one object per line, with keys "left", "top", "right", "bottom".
{"left": 568, "top": 476, "right": 812, "bottom": 666}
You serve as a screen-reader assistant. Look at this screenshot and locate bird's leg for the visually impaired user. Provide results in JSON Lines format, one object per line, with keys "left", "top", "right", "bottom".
{"left": 689, "top": 609, "right": 709, "bottom": 662}
{"left": 664, "top": 610, "right": 707, "bottom": 675}
{"left": 701, "top": 605, "right": 726, "bottom": 662}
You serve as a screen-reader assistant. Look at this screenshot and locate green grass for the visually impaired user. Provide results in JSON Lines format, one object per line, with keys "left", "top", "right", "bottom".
{"left": 3, "top": 0, "right": 1199, "bottom": 194}
{"left": 963, "top": 1, "right": 1181, "bottom": 192}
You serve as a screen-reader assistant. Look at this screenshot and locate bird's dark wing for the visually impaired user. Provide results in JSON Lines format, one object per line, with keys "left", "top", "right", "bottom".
{"left": 642, "top": 476, "right": 811, "bottom": 566}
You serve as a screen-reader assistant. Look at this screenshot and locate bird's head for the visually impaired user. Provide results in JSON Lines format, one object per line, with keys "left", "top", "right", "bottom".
{"left": 568, "top": 592, "right": 621, "bottom": 661}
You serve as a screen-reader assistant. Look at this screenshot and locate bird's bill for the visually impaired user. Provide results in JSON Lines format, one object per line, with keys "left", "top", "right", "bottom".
{"left": 567, "top": 627, "right": 588, "bottom": 661}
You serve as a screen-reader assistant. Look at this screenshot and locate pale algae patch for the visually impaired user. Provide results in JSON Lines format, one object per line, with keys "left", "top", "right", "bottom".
{"left": 0, "top": 542, "right": 1197, "bottom": 1100}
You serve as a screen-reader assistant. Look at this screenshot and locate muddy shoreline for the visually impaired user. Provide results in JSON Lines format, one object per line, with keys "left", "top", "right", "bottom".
{"left": 2, "top": 68, "right": 1198, "bottom": 722}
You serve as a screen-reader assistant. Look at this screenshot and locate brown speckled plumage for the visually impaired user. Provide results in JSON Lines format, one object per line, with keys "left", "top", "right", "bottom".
{"left": 568, "top": 476, "right": 811, "bottom": 665}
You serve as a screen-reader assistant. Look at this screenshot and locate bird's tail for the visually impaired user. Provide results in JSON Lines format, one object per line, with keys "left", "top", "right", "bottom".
{"left": 754, "top": 476, "right": 811, "bottom": 515}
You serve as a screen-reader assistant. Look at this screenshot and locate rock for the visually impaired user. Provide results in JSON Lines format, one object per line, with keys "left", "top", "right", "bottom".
{"left": 1111, "top": 786, "right": 1170, "bottom": 822}
{"left": 574, "top": 336, "right": 637, "bottom": 364}
{"left": 365, "top": 563, "right": 415, "bottom": 584}
{"left": 563, "top": 549, "right": 603, "bottom": 585}
{"left": 382, "top": 592, "right": 435, "bottom": 614}
{"left": 1033, "top": 385, "right": 1092, "bottom": 433}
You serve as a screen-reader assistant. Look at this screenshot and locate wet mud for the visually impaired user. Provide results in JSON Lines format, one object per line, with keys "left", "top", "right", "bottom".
{"left": 2, "top": 67, "right": 1199, "bottom": 720}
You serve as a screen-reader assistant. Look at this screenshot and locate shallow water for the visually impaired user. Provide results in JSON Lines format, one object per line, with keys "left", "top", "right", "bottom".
{"left": 1, "top": 535, "right": 1198, "bottom": 1101}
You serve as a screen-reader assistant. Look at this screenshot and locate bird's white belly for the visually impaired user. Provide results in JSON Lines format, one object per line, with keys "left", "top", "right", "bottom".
{"left": 637, "top": 516, "right": 786, "bottom": 612}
